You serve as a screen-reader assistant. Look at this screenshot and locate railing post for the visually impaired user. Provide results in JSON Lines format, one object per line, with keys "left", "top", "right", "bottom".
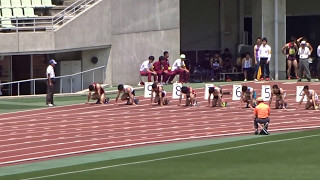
{"left": 71, "top": 78, "right": 73, "bottom": 93}
{"left": 92, "top": 70, "right": 95, "bottom": 83}
{"left": 81, "top": 73, "right": 83, "bottom": 90}
{"left": 33, "top": 19, "right": 35, "bottom": 32}
{"left": 102, "top": 67, "right": 105, "bottom": 83}
{"left": 60, "top": 78, "right": 63, "bottom": 94}
{"left": 17, "top": 82, "right": 20, "bottom": 96}
{"left": 33, "top": 80, "right": 36, "bottom": 95}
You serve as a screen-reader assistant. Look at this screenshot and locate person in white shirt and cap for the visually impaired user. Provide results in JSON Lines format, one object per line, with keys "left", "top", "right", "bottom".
{"left": 316, "top": 44, "right": 320, "bottom": 82}
{"left": 46, "top": 59, "right": 57, "bottom": 107}
{"left": 297, "top": 41, "right": 311, "bottom": 82}
{"left": 169, "top": 54, "right": 189, "bottom": 83}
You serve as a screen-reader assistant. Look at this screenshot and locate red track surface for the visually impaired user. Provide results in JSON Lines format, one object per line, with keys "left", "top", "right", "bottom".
{"left": 0, "top": 82, "right": 319, "bottom": 166}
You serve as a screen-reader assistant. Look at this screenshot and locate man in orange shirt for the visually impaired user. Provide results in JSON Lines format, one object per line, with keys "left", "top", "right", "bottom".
{"left": 254, "top": 97, "right": 270, "bottom": 135}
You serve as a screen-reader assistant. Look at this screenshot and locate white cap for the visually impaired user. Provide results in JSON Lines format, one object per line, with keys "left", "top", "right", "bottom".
{"left": 301, "top": 41, "right": 306, "bottom": 45}
{"left": 180, "top": 54, "right": 186, "bottom": 59}
{"left": 49, "top": 59, "right": 57, "bottom": 65}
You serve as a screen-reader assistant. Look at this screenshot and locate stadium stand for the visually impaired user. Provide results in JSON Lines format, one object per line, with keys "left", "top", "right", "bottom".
{"left": 11, "top": 0, "right": 23, "bottom": 8}
{"left": 13, "top": 7, "right": 26, "bottom": 18}
{"left": 21, "top": 0, "right": 33, "bottom": 8}
{"left": 0, "top": 0, "right": 12, "bottom": 8}
{"left": 42, "top": 0, "right": 55, "bottom": 8}
{"left": 31, "top": 0, "right": 46, "bottom": 8}
{"left": 1, "top": 8, "right": 13, "bottom": 18}
{"left": 24, "top": 7, "right": 37, "bottom": 17}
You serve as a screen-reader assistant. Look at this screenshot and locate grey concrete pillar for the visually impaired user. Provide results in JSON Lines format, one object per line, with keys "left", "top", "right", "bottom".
{"left": 252, "top": 0, "right": 286, "bottom": 80}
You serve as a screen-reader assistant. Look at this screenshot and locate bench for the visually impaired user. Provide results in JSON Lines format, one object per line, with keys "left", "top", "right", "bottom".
{"left": 220, "top": 72, "right": 243, "bottom": 81}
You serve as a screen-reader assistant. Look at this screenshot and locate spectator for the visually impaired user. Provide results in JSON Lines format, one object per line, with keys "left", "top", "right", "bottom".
{"left": 253, "top": 37, "right": 262, "bottom": 81}
{"left": 221, "top": 48, "right": 233, "bottom": 72}
{"left": 46, "top": 59, "right": 57, "bottom": 107}
{"left": 281, "top": 37, "right": 299, "bottom": 79}
{"left": 258, "top": 37, "right": 272, "bottom": 81}
{"left": 234, "top": 53, "right": 245, "bottom": 73}
{"left": 153, "top": 56, "right": 166, "bottom": 83}
{"left": 162, "top": 51, "right": 175, "bottom": 84}
{"left": 210, "top": 53, "right": 223, "bottom": 81}
{"left": 169, "top": 54, "right": 189, "bottom": 83}
{"left": 140, "top": 56, "right": 157, "bottom": 82}
{"left": 317, "top": 45, "right": 320, "bottom": 82}
{"left": 242, "top": 52, "right": 253, "bottom": 81}
{"left": 297, "top": 41, "right": 311, "bottom": 82}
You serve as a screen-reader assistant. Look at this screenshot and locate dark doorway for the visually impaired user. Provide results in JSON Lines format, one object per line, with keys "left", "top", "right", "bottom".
{"left": 244, "top": 17, "right": 252, "bottom": 45}
{"left": 12, "top": 55, "right": 31, "bottom": 95}
{"left": 287, "top": 15, "right": 320, "bottom": 77}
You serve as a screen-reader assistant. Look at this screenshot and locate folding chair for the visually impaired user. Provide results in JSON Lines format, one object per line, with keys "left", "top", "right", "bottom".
{"left": 258, "top": 122, "right": 269, "bottom": 135}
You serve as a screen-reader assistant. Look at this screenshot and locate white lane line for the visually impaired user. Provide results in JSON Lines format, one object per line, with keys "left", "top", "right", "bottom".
{"left": 18, "top": 133, "right": 320, "bottom": 180}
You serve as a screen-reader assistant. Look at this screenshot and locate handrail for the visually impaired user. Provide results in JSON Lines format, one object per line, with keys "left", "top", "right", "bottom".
{"left": 0, "top": 66, "right": 105, "bottom": 96}
{"left": 0, "top": 0, "right": 100, "bottom": 32}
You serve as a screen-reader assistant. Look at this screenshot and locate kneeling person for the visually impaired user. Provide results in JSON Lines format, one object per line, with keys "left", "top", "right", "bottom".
{"left": 269, "top": 85, "right": 287, "bottom": 109}
{"left": 150, "top": 83, "right": 169, "bottom": 106}
{"left": 208, "top": 86, "right": 223, "bottom": 107}
{"left": 240, "top": 86, "right": 257, "bottom": 108}
{"left": 254, "top": 97, "right": 270, "bottom": 135}
{"left": 86, "top": 83, "right": 109, "bottom": 104}
{"left": 115, "top": 84, "right": 139, "bottom": 105}
{"left": 178, "top": 86, "right": 197, "bottom": 106}
{"left": 297, "top": 85, "right": 319, "bottom": 110}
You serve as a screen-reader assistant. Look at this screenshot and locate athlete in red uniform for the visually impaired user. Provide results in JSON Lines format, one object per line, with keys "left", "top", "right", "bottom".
{"left": 86, "top": 83, "right": 109, "bottom": 104}
{"left": 150, "top": 83, "right": 169, "bottom": 106}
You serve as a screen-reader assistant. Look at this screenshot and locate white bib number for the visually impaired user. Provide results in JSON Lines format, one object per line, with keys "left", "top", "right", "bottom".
{"left": 296, "top": 86, "right": 307, "bottom": 102}
{"left": 204, "top": 84, "right": 214, "bottom": 100}
{"left": 144, "top": 82, "right": 154, "bottom": 98}
{"left": 172, "top": 83, "right": 183, "bottom": 99}
{"left": 232, "top": 85, "right": 242, "bottom": 100}
{"left": 261, "top": 85, "right": 271, "bottom": 101}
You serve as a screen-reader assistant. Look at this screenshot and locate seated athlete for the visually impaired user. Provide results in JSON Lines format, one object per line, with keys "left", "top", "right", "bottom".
{"left": 115, "top": 84, "right": 139, "bottom": 105}
{"left": 150, "top": 83, "right": 169, "bottom": 106}
{"left": 207, "top": 86, "right": 223, "bottom": 107}
{"left": 178, "top": 86, "right": 197, "bottom": 106}
{"left": 86, "top": 83, "right": 109, "bottom": 104}
{"left": 297, "top": 85, "right": 319, "bottom": 110}
{"left": 269, "top": 85, "right": 287, "bottom": 109}
{"left": 240, "top": 86, "right": 257, "bottom": 108}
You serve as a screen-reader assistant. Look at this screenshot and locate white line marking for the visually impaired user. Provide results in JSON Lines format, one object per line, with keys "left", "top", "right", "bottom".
{"left": 19, "top": 133, "right": 320, "bottom": 180}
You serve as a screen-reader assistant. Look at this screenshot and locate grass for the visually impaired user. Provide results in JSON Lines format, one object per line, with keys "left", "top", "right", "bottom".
{"left": 2, "top": 129, "right": 320, "bottom": 180}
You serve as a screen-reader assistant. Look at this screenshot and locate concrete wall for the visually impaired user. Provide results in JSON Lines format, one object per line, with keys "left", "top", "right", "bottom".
{"left": 82, "top": 48, "right": 110, "bottom": 87}
{"left": 55, "top": 0, "right": 112, "bottom": 50}
{"left": 110, "top": 0, "right": 180, "bottom": 85}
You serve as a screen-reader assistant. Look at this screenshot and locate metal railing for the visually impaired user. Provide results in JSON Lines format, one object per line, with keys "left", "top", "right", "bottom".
{"left": 0, "top": 66, "right": 105, "bottom": 96}
{"left": 0, "top": 0, "right": 100, "bottom": 32}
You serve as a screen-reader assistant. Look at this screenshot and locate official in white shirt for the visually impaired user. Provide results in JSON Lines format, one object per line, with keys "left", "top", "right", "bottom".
{"left": 258, "top": 37, "right": 272, "bottom": 81}
{"left": 316, "top": 45, "right": 320, "bottom": 82}
{"left": 46, "top": 59, "right": 57, "bottom": 107}
{"left": 297, "top": 41, "right": 311, "bottom": 82}
{"left": 140, "top": 56, "right": 157, "bottom": 82}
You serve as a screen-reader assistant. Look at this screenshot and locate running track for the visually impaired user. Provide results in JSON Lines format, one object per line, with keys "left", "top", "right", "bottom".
{"left": 0, "top": 82, "right": 319, "bottom": 166}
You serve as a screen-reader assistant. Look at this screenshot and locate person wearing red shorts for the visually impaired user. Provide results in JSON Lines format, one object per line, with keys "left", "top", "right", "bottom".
{"left": 162, "top": 51, "right": 175, "bottom": 84}
{"left": 150, "top": 83, "right": 169, "bottom": 106}
{"left": 140, "top": 56, "right": 157, "bottom": 82}
{"left": 153, "top": 56, "right": 166, "bottom": 83}
{"left": 281, "top": 38, "right": 299, "bottom": 79}
{"left": 178, "top": 86, "right": 196, "bottom": 106}
{"left": 86, "top": 83, "right": 109, "bottom": 104}
{"left": 169, "top": 54, "right": 190, "bottom": 83}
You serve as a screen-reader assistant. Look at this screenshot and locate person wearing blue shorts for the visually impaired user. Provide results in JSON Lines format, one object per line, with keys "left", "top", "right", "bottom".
{"left": 240, "top": 86, "right": 257, "bottom": 108}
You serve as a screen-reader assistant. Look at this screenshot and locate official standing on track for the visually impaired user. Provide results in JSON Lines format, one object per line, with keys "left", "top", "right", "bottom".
{"left": 46, "top": 59, "right": 57, "bottom": 107}
{"left": 254, "top": 97, "right": 270, "bottom": 135}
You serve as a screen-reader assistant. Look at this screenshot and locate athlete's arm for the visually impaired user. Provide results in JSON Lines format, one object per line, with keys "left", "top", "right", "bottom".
{"left": 115, "top": 91, "right": 121, "bottom": 105}
{"left": 297, "top": 92, "right": 305, "bottom": 109}
{"left": 86, "top": 91, "right": 92, "bottom": 104}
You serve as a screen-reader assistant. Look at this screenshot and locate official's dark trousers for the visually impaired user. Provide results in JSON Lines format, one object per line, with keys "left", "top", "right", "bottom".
{"left": 46, "top": 81, "right": 54, "bottom": 105}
